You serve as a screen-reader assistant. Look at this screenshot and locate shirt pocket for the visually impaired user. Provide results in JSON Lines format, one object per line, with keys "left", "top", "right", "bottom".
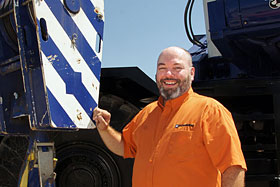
{"left": 166, "top": 129, "right": 194, "bottom": 162}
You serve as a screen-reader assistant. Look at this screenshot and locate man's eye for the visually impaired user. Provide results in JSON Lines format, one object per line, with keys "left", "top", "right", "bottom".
{"left": 175, "top": 67, "right": 183, "bottom": 70}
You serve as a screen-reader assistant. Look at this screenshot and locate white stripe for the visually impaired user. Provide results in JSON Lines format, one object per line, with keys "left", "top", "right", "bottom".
{"left": 57, "top": 0, "right": 103, "bottom": 60}
{"left": 51, "top": 120, "right": 57, "bottom": 128}
{"left": 42, "top": 53, "right": 96, "bottom": 129}
{"left": 34, "top": 1, "right": 100, "bottom": 106}
{"left": 69, "top": 6, "right": 103, "bottom": 60}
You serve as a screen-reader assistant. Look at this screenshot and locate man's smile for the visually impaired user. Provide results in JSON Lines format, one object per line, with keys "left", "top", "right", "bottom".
{"left": 161, "top": 79, "right": 179, "bottom": 87}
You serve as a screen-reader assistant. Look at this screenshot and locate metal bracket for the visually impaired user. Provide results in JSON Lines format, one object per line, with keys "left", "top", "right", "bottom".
{"left": 35, "top": 142, "right": 55, "bottom": 186}
{"left": 0, "top": 96, "right": 6, "bottom": 133}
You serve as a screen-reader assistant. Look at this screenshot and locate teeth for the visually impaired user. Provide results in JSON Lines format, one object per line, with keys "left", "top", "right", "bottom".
{"left": 164, "top": 81, "right": 176, "bottom": 85}
{"left": 161, "top": 79, "right": 178, "bottom": 86}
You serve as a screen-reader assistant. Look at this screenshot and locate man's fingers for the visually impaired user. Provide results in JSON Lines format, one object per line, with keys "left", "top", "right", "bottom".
{"left": 97, "top": 115, "right": 106, "bottom": 125}
{"left": 92, "top": 107, "right": 111, "bottom": 124}
{"left": 92, "top": 107, "right": 101, "bottom": 120}
{"left": 95, "top": 115, "right": 109, "bottom": 131}
{"left": 92, "top": 107, "right": 111, "bottom": 131}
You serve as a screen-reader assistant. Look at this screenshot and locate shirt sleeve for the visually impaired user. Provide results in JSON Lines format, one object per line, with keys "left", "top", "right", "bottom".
{"left": 122, "top": 113, "right": 139, "bottom": 158}
{"left": 201, "top": 100, "right": 247, "bottom": 173}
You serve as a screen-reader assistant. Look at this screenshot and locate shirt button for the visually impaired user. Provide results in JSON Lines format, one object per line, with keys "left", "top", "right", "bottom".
{"left": 149, "top": 159, "right": 152, "bottom": 163}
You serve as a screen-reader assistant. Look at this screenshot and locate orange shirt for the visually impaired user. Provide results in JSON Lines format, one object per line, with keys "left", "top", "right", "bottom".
{"left": 122, "top": 87, "right": 247, "bottom": 187}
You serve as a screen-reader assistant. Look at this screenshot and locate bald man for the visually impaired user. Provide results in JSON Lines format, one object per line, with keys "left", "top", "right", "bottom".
{"left": 93, "top": 47, "right": 247, "bottom": 187}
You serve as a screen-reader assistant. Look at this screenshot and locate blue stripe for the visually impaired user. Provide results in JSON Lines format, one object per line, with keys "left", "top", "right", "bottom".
{"left": 47, "top": 88, "right": 76, "bottom": 128}
{"left": 80, "top": 0, "right": 104, "bottom": 39}
{"left": 41, "top": 35, "right": 98, "bottom": 120}
{"left": 43, "top": 0, "right": 102, "bottom": 81}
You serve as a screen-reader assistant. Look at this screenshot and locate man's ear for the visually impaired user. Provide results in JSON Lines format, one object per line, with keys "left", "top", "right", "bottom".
{"left": 190, "top": 67, "right": 195, "bottom": 81}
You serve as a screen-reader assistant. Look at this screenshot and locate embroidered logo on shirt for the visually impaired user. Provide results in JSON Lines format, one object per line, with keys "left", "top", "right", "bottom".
{"left": 175, "top": 124, "right": 194, "bottom": 128}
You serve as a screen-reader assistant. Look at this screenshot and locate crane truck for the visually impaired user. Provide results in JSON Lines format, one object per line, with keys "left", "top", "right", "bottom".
{"left": 0, "top": 0, "right": 158, "bottom": 186}
{"left": 1, "top": 0, "right": 280, "bottom": 186}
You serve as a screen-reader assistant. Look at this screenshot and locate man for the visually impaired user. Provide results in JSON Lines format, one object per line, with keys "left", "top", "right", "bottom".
{"left": 93, "top": 46, "right": 247, "bottom": 187}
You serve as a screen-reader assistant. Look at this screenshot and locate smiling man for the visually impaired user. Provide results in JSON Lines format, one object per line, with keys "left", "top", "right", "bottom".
{"left": 93, "top": 46, "right": 247, "bottom": 187}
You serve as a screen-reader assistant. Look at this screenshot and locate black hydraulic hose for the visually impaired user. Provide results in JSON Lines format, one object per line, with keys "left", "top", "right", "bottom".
{"left": 188, "top": 0, "right": 205, "bottom": 47}
{"left": 189, "top": 0, "right": 200, "bottom": 45}
{"left": 184, "top": 0, "right": 196, "bottom": 45}
{"left": 184, "top": 0, "right": 206, "bottom": 48}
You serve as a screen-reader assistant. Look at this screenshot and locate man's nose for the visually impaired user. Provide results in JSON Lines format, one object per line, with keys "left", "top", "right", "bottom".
{"left": 165, "top": 69, "right": 175, "bottom": 77}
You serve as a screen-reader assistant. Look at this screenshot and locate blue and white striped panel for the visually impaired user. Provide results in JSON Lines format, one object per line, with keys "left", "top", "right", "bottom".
{"left": 34, "top": 0, "right": 104, "bottom": 129}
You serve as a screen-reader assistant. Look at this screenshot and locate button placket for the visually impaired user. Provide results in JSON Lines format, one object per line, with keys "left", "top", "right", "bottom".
{"left": 149, "top": 104, "right": 172, "bottom": 186}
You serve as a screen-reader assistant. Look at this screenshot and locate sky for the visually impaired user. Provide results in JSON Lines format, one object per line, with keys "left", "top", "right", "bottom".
{"left": 102, "top": 0, "right": 206, "bottom": 80}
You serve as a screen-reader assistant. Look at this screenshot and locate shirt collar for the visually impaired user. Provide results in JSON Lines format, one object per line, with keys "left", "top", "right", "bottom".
{"left": 157, "top": 87, "right": 194, "bottom": 110}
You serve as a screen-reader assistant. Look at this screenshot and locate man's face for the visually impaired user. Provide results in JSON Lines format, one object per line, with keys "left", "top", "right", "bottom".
{"left": 155, "top": 50, "right": 194, "bottom": 100}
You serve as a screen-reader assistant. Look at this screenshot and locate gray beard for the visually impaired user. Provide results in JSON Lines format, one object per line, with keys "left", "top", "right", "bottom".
{"left": 157, "top": 76, "right": 191, "bottom": 101}
{"left": 159, "top": 86, "right": 182, "bottom": 100}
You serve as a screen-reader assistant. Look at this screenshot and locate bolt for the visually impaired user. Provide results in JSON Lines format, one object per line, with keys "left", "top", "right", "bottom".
{"left": 97, "top": 14, "right": 103, "bottom": 20}
{"left": 94, "top": 8, "right": 103, "bottom": 21}
{"left": 71, "top": 33, "right": 78, "bottom": 49}
{"left": 94, "top": 8, "right": 100, "bottom": 14}
{"left": 14, "top": 92, "right": 18, "bottom": 99}
{"left": 77, "top": 111, "right": 82, "bottom": 120}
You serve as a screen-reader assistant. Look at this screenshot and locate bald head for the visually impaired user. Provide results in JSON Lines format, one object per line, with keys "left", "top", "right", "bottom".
{"left": 157, "top": 46, "right": 193, "bottom": 68}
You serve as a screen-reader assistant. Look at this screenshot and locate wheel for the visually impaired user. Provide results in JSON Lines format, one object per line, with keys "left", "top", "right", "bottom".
{"left": 54, "top": 94, "right": 139, "bottom": 187}
{"left": 55, "top": 143, "right": 121, "bottom": 187}
{"left": 0, "top": 135, "right": 29, "bottom": 187}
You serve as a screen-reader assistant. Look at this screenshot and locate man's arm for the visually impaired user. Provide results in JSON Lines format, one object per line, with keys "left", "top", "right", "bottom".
{"left": 93, "top": 107, "right": 124, "bottom": 156}
{"left": 221, "top": 165, "right": 245, "bottom": 187}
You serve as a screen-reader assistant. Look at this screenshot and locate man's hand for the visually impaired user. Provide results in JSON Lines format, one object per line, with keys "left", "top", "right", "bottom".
{"left": 92, "top": 107, "right": 124, "bottom": 156}
{"left": 93, "top": 107, "right": 111, "bottom": 131}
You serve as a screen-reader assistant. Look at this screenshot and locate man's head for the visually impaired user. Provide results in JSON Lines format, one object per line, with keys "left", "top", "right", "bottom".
{"left": 155, "top": 46, "right": 195, "bottom": 101}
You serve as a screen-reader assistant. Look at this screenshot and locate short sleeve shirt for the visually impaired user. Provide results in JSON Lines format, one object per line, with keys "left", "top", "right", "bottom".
{"left": 122, "top": 87, "right": 247, "bottom": 187}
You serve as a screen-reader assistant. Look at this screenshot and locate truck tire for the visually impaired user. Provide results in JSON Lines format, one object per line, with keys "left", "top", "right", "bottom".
{"left": 55, "top": 143, "right": 121, "bottom": 187}
{"left": 0, "top": 135, "right": 29, "bottom": 187}
{"left": 54, "top": 94, "right": 139, "bottom": 187}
